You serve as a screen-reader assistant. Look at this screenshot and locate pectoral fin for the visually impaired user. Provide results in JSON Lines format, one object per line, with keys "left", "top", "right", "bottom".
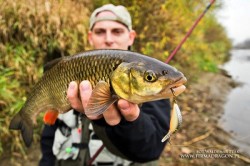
{"left": 43, "top": 109, "right": 59, "bottom": 125}
{"left": 85, "top": 81, "right": 118, "bottom": 117}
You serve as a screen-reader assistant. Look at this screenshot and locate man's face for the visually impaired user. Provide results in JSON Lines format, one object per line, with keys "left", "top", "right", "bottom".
{"left": 88, "top": 11, "right": 136, "bottom": 50}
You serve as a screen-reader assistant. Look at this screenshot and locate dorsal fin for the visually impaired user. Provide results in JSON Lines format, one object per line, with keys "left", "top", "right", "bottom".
{"left": 43, "top": 57, "right": 62, "bottom": 72}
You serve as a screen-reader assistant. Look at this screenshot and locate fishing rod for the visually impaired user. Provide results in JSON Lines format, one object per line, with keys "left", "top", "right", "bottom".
{"left": 165, "top": 0, "right": 216, "bottom": 63}
{"left": 88, "top": 144, "right": 105, "bottom": 166}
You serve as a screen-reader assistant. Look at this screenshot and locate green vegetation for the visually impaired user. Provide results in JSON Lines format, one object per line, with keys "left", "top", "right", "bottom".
{"left": 0, "top": 0, "right": 231, "bottom": 157}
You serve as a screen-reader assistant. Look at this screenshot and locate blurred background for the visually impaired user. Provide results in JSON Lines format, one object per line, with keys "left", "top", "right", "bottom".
{"left": 0, "top": 0, "right": 249, "bottom": 165}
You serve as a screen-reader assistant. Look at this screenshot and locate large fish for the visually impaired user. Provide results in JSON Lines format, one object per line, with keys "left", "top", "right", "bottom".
{"left": 9, "top": 49, "right": 187, "bottom": 147}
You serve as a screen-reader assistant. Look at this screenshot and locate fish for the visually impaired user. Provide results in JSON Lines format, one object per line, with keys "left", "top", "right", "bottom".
{"left": 9, "top": 49, "right": 187, "bottom": 147}
{"left": 161, "top": 102, "right": 182, "bottom": 142}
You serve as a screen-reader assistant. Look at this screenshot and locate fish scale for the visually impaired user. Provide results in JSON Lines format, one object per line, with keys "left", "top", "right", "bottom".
{"left": 33, "top": 53, "right": 122, "bottom": 115}
{"left": 9, "top": 49, "right": 187, "bottom": 147}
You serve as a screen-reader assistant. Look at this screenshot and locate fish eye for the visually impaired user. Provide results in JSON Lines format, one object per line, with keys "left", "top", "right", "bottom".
{"left": 144, "top": 70, "right": 157, "bottom": 82}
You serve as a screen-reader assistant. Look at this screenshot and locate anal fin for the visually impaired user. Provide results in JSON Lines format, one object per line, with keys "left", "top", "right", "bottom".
{"left": 43, "top": 109, "right": 59, "bottom": 125}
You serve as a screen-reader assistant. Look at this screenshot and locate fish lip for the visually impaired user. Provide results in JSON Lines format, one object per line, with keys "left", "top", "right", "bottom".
{"left": 163, "top": 76, "right": 187, "bottom": 96}
{"left": 170, "top": 76, "right": 187, "bottom": 89}
{"left": 170, "top": 85, "right": 186, "bottom": 96}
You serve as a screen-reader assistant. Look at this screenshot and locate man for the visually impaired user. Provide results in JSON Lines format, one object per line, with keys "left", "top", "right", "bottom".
{"left": 39, "top": 4, "right": 171, "bottom": 166}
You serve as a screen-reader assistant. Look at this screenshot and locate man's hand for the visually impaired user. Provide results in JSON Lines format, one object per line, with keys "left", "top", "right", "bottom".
{"left": 67, "top": 81, "right": 140, "bottom": 126}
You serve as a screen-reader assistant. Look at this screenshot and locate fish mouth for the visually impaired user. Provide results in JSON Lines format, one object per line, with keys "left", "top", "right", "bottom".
{"left": 169, "top": 77, "right": 187, "bottom": 96}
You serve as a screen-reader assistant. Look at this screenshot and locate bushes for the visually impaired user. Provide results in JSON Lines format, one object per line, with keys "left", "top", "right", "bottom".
{"left": 0, "top": 0, "right": 90, "bottom": 156}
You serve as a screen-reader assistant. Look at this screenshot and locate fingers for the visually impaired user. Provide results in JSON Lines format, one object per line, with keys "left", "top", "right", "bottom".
{"left": 118, "top": 99, "right": 140, "bottom": 122}
{"left": 101, "top": 100, "right": 140, "bottom": 126}
{"left": 79, "top": 81, "right": 92, "bottom": 108}
{"left": 67, "top": 81, "right": 84, "bottom": 113}
{"left": 80, "top": 81, "right": 103, "bottom": 120}
{"left": 67, "top": 80, "right": 94, "bottom": 114}
{"left": 67, "top": 80, "right": 103, "bottom": 120}
{"left": 67, "top": 81, "right": 140, "bottom": 125}
{"left": 103, "top": 104, "right": 121, "bottom": 126}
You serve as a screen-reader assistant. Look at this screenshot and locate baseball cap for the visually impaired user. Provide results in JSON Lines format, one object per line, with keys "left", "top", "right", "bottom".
{"left": 89, "top": 4, "right": 132, "bottom": 31}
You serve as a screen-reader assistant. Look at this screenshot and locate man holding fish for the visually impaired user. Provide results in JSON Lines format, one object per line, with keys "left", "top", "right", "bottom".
{"left": 10, "top": 4, "right": 186, "bottom": 166}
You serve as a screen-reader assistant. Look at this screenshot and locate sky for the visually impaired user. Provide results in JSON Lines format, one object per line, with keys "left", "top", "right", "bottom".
{"left": 216, "top": 0, "right": 250, "bottom": 45}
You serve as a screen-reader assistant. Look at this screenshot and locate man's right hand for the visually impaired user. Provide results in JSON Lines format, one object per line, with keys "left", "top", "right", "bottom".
{"left": 67, "top": 81, "right": 140, "bottom": 126}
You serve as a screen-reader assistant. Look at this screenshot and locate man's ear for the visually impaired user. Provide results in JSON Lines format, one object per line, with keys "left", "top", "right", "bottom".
{"left": 88, "top": 31, "right": 94, "bottom": 46}
{"left": 128, "top": 30, "right": 137, "bottom": 46}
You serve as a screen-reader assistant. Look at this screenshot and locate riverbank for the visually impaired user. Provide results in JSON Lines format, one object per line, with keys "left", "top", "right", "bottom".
{"left": 160, "top": 71, "right": 250, "bottom": 165}
{"left": 1, "top": 72, "right": 250, "bottom": 166}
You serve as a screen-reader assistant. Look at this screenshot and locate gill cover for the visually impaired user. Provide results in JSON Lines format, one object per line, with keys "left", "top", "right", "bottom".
{"left": 111, "top": 62, "right": 165, "bottom": 104}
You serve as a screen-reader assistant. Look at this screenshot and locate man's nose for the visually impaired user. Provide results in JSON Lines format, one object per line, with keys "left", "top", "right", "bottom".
{"left": 105, "top": 31, "right": 114, "bottom": 44}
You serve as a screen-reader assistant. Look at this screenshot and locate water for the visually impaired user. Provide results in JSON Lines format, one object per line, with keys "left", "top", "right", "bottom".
{"left": 220, "top": 49, "right": 250, "bottom": 156}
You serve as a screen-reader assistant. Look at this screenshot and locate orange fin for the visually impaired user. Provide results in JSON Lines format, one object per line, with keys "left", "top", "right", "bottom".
{"left": 43, "top": 109, "right": 59, "bottom": 125}
{"left": 85, "top": 81, "right": 118, "bottom": 117}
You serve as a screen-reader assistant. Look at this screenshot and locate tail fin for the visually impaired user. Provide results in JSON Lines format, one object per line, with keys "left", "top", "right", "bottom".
{"left": 9, "top": 112, "right": 33, "bottom": 147}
